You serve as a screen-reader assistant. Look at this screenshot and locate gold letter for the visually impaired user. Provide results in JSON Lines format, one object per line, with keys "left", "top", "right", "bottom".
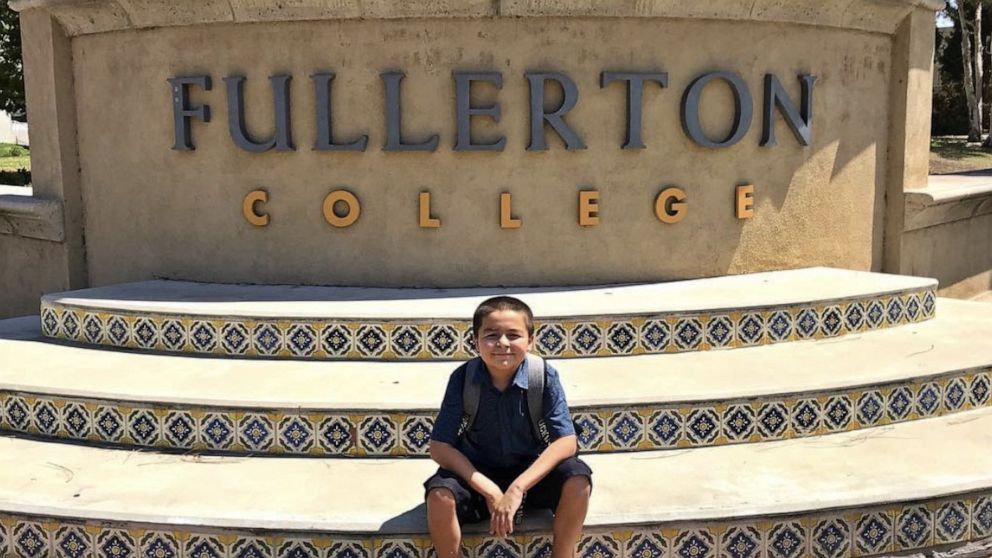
{"left": 419, "top": 191, "right": 441, "bottom": 228}
{"left": 578, "top": 190, "right": 600, "bottom": 226}
{"left": 500, "top": 192, "right": 521, "bottom": 229}
{"left": 736, "top": 184, "right": 754, "bottom": 219}
{"left": 654, "top": 187, "right": 687, "bottom": 224}
{"left": 243, "top": 189, "right": 270, "bottom": 227}
{"left": 323, "top": 189, "right": 361, "bottom": 228}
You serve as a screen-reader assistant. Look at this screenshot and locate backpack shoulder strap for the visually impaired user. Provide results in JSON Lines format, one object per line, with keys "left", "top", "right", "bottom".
{"left": 525, "top": 353, "right": 551, "bottom": 446}
{"left": 458, "top": 357, "right": 484, "bottom": 439}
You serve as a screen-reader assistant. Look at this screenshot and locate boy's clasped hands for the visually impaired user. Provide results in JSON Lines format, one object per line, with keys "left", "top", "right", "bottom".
{"left": 478, "top": 476, "right": 525, "bottom": 537}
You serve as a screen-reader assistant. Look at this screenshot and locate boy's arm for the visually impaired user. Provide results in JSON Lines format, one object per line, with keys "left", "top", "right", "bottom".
{"left": 428, "top": 366, "right": 504, "bottom": 516}
{"left": 509, "top": 433, "right": 578, "bottom": 492}
{"left": 490, "top": 434, "right": 578, "bottom": 537}
{"left": 429, "top": 440, "right": 504, "bottom": 508}
{"left": 492, "top": 362, "right": 580, "bottom": 536}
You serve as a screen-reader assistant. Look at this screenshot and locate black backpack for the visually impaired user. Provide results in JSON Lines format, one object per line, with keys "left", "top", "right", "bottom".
{"left": 456, "top": 353, "right": 552, "bottom": 447}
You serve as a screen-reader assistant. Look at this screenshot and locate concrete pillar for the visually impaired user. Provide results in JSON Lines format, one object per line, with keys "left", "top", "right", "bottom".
{"left": 882, "top": 7, "right": 936, "bottom": 274}
{"left": 0, "top": 10, "right": 88, "bottom": 317}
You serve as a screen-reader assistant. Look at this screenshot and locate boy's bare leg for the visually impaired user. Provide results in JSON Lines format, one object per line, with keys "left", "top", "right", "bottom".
{"left": 551, "top": 476, "right": 592, "bottom": 558}
{"left": 427, "top": 488, "right": 463, "bottom": 558}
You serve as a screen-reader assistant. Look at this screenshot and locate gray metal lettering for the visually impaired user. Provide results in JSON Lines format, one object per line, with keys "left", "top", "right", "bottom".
{"left": 312, "top": 72, "right": 368, "bottom": 152}
{"left": 526, "top": 71, "right": 586, "bottom": 151}
{"left": 453, "top": 71, "right": 506, "bottom": 152}
{"left": 382, "top": 71, "right": 439, "bottom": 152}
{"left": 168, "top": 75, "right": 211, "bottom": 151}
{"left": 761, "top": 73, "right": 816, "bottom": 147}
{"left": 680, "top": 71, "right": 753, "bottom": 148}
{"left": 600, "top": 71, "right": 668, "bottom": 149}
{"left": 224, "top": 74, "right": 295, "bottom": 153}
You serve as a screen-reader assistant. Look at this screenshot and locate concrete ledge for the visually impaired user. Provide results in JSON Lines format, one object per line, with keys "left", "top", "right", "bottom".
{"left": 2, "top": 408, "right": 992, "bottom": 541}
{"left": 10, "top": 0, "right": 943, "bottom": 37}
{"left": 905, "top": 174, "right": 992, "bottom": 232}
{"left": 0, "top": 194, "right": 64, "bottom": 241}
{"left": 7, "top": 298, "right": 986, "bottom": 409}
{"left": 3, "top": 298, "right": 992, "bottom": 457}
{"left": 38, "top": 268, "right": 938, "bottom": 361}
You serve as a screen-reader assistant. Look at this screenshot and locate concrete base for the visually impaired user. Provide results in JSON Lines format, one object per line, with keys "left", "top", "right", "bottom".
{"left": 38, "top": 268, "right": 938, "bottom": 361}
{"left": 2, "top": 299, "right": 992, "bottom": 456}
{"left": 900, "top": 173, "right": 992, "bottom": 300}
{"left": 0, "top": 409, "right": 991, "bottom": 557}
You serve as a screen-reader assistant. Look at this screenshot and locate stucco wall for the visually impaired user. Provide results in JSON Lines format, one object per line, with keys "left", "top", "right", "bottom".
{"left": 68, "top": 18, "right": 895, "bottom": 287}
{"left": 902, "top": 213, "right": 992, "bottom": 299}
{"left": 0, "top": 235, "right": 69, "bottom": 317}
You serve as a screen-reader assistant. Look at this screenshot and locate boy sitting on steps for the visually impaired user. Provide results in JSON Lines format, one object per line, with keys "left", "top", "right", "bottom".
{"left": 425, "top": 296, "right": 592, "bottom": 558}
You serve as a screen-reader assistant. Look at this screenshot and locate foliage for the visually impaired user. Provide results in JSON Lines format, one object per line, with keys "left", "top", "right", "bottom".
{"left": 0, "top": 142, "right": 29, "bottom": 175}
{"left": 0, "top": 0, "right": 24, "bottom": 122}
{"left": 934, "top": 24, "right": 973, "bottom": 135}
{"left": 0, "top": 143, "right": 26, "bottom": 157}
{"left": 932, "top": 1, "right": 992, "bottom": 137}
{"left": 0, "top": 167, "right": 29, "bottom": 185}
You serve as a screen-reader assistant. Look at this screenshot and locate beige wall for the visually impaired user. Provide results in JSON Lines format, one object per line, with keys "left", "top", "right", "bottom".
{"left": 68, "top": 18, "right": 897, "bottom": 288}
{"left": 902, "top": 214, "right": 992, "bottom": 299}
{"left": 0, "top": 9, "right": 85, "bottom": 318}
{"left": 0, "top": 235, "right": 69, "bottom": 317}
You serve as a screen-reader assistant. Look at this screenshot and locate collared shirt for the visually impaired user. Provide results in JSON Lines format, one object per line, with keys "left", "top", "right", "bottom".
{"left": 431, "top": 357, "right": 575, "bottom": 469}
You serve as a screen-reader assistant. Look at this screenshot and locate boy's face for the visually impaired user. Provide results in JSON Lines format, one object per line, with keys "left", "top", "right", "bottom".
{"left": 475, "top": 309, "right": 533, "bottom": 378}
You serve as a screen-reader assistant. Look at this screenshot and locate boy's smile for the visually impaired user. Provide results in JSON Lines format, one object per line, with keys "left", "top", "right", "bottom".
{"left": 475, "top": 309, "right": 533, "bottom": 386}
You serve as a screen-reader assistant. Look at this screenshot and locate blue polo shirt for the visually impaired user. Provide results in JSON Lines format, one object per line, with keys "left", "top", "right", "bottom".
{"left": 431, "top": 358, "right": 575, "bottom": 469}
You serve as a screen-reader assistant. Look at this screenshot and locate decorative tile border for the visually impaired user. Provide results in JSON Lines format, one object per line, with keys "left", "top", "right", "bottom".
{"left": 0, "top": 489, "right": 990, "bottom": 557}
{"left": 38, "top": 288, "right": 937, "bottom": 361}
{"left": 3, "top": 366, "right": 986, "bottom": 457}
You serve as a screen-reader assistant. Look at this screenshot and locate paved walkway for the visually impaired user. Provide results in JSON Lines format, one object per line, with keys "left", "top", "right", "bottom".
{"left": 0, "top": 184, "right": 30, "bottom": 196}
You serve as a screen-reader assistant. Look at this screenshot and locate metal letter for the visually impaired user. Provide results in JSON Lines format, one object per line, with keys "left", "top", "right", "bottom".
{"left": 225, "top": 75, "right": 294, "bottom": 153}
{"left": 761, "top": 74, "right": 816, "bottom": 147}
{"left": 526, "top": 71, "right": 586, "bottom": 151}
{"left": 578, "top": 190, "right": 600, "bottom": 226}
{"left": 736, "top": 184, "right": 755, "bottom": 219}
{"left": 500, "top": 192, "right": 521, "bottom": 229}
{"left": 382, "top": 71, "right": 439, "bottom": 152}
{"left": 419, "top": 191, "right": 441, "bottom": 228}
{"left": 680, "top": 71, "right": 753, "bottom": 148}
{"left": 453, "top": 71, "right": 506, "bottom": 151}
{"left": 600, "top": 72, "right": 668, "bottom": 149}
{"left": 313, "top": 72, "right": 368, "bottom": 151}
{"left": 323, "top": 190, "right": 361, "bottom": 228}
{"left": 168, "top": 75, "right": 211, "bottom": 151}
{"left": 654, "top": 187, "right": 687, "bottom": 224}
{"left": 243, "top": 190, "right": 270, "bottom": 227}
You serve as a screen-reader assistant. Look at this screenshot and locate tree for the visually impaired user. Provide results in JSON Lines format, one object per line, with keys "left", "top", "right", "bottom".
{"left": 955, "top": 0, "right": 986, "bottom": 142}
{"left": 932, "top": 15, "right": 972, "bottom": 134}
{"left": 0, "top": 0, "right": 24, "bottom": 122}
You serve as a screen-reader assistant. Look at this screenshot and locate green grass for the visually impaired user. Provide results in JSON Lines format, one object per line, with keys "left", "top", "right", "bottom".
{"left": 0, "top": 155, "right": 30, "bottom": 171}
{"left": 0, "top": 142, "right": 29, "bottom": 172}
{"left": 930, "top": 135, "right": 992, "bottom": 174}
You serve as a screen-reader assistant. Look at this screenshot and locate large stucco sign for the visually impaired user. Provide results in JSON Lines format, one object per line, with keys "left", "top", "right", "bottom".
{"left": 2, "top": 0, "right": 939, "bottom": 293}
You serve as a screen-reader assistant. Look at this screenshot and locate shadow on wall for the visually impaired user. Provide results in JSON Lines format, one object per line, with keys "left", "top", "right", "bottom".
{"left": 904, "top": 213, "right": 992, "bottom": 298}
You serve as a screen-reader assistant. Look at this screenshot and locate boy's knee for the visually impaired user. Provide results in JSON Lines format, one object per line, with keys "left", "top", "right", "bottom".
{"left": 426, "top": 487, "right": 458, "bottom": 512}
{"left": 562, "top": 475, "right": 591, "bottom": 500}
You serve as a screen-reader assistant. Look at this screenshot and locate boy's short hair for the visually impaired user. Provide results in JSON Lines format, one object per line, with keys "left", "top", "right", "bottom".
{"left": 473, "top": 296, "right": 535, "bottom": 337}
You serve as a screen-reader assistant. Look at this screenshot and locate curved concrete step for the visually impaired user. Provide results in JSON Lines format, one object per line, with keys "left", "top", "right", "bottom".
{"left": 3, "top": 299, "right": 989, "bottom": 457}
{"left": 39, "top": 268, "right": 936, "bottom": 361}
{"left": 2, "top": 408, "right": 992, "bottom": 558}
